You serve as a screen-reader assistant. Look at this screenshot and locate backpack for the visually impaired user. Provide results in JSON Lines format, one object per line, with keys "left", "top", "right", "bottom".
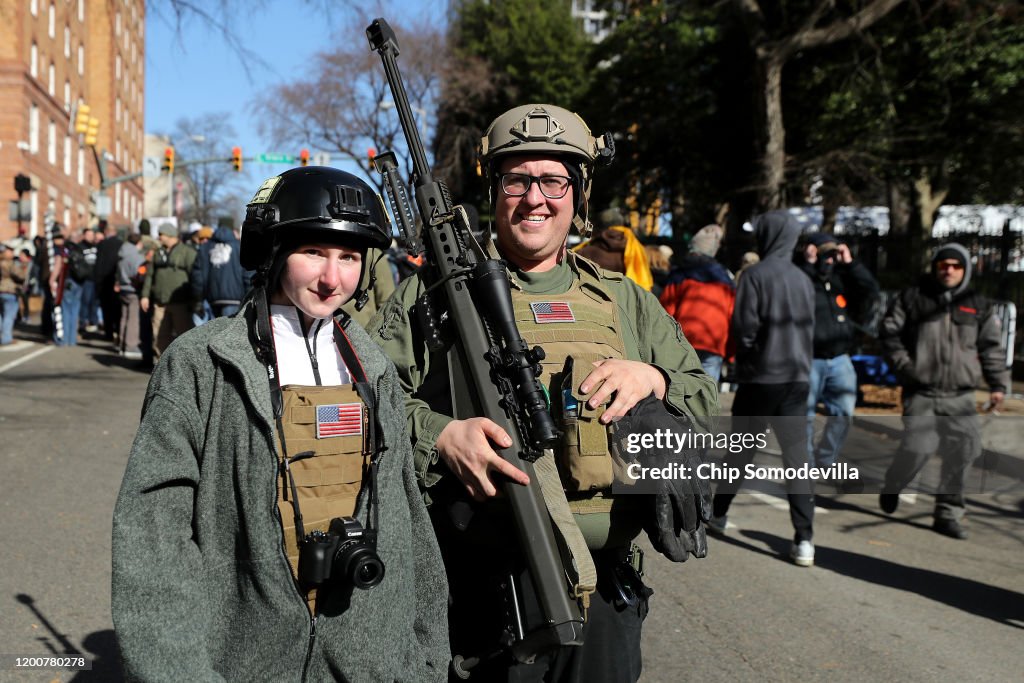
{"left": 66, "top": 244, "right": 92, "bottom": 283}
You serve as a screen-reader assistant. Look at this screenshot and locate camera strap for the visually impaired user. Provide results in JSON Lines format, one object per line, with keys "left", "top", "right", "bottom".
{"left": 331, "top": 316, "right": 382, "bottom": 545}
{"left": 251, "top": 287, "right": 383, "bottom": 548}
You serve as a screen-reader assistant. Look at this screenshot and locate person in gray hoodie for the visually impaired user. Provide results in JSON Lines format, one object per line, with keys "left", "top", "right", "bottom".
{"left": 112, "top": 167, "right": 449, "bottom": 681}
{"left": 708, "top": 210, "right": 818, "bottom": 566}
{"left": 115, "top": 232, "right": 146, "bottom": 359}
{"left": 878, "top": 242, "right": 1010, "bottom": 539}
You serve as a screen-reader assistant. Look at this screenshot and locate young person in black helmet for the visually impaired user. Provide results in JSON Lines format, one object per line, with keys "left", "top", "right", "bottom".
{"left": 112, "top": 167, "right": 449, "bottom": 681}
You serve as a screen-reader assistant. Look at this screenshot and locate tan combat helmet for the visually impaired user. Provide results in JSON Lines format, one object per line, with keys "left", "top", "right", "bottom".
{"left": 480, "top": 104, "right": 614, "bottom": 239}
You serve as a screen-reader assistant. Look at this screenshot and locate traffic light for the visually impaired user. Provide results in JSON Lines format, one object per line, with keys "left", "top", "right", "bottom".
{"left": 163, "top": 146, "right": 175, "bottom": 175}
{"left": 299, "top": 148, "right": 310, "bottom": 166}
{"left": 74, "top": 104, "right": 91, "bottom": 134}
{"left": 84, "top": 117, "right": 100, "bottom": 146}
{"left": 231, "top": 146, "right": 242, "bottom": 172}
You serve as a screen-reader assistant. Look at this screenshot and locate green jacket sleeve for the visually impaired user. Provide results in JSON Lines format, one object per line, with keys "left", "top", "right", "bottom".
{"left": 111, "top": 382, "right": 226, "bottom": 682}
{"left": 140, "top": 257, "right": 155, "bottom": 300}
{"left": 368, "top": 277, "right": 452, "bottom": 495}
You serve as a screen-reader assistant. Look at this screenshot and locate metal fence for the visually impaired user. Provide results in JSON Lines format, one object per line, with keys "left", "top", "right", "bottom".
{"left": 844, "top": 226, "right": 1024, "bottom": 378}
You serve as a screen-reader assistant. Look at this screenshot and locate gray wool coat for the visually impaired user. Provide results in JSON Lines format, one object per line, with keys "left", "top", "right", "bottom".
{"left": 112, "top": 303, "right": 450, "bottom": 682}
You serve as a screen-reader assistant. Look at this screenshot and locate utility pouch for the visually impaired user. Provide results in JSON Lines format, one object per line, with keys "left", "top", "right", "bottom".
{"left": 557, "top": 355, "right": 614, "bottom": 491}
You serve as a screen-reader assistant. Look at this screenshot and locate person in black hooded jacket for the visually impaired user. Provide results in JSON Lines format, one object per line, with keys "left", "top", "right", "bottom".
{"left": 709, "top": 210, "right": 818, "bottom": 567}
{"left": 797, "top": 233, "right": 880, "bottom": 471}
{"left": 878, "top": 242, "right": 1009, "bottom": 539}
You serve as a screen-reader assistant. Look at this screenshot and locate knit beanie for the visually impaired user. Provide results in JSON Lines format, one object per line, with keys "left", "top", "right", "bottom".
{"left": 932, "top": 244, "right": 968, "bottom": 268}
{"left": 690, "top": 224, "right": 723, "bottom": 257}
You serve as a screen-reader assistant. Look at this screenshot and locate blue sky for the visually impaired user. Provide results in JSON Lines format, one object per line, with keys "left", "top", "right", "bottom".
{"left": 144, "top": 0, "right": 445, "bottom": 189}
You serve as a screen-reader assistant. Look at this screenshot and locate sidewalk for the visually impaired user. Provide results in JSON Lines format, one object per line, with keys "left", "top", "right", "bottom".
{"left": 716, "top": 384, "right": 1024, "bottom": 481}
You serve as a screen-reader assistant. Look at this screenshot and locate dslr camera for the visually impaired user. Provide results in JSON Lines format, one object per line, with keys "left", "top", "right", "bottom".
{"left": 299, "top": 517, "right": 385, "bottom": 590}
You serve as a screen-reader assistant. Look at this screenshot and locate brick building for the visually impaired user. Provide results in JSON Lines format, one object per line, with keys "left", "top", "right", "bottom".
{"left": 0, "top": 0, "right": 145, "bottom": 242}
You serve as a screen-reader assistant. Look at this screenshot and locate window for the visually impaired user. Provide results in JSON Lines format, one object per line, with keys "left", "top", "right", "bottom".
{"left": 115, "top": 54, "right": 121, "bottom": 79}
{"left": 77, "top": 44, "right": 84, "bottom": 75}
{"left": 30, "top": 42, "right": 38, "bottom": 78}
{"left": 64, "top": 25, "right": 70, "bottom": 57}
{"left": 77, "top": 146, "right": 84, "bottom": 184}
{"left": 48, "top": 119, "right": 56, "bottom": 165}
{"left": 29, "top": 104, "right": 39, "bottom": 153}
{"left": 77, "top": 0, "right": 83, "bottom": 23}
{"left": 31, "top": 0, "right": 38, "bottom": 17}
{"left": 47, "top": 62, "right": 55, "bottom": 96}
{"left": 115, "top": 96, "right": 121, "bottom": 122}
{"left": 115, "top": 12, "right": 121, "bottom": 35}
{"left": 63, "top": 80, "right": 70, "bottom": 109}
{"left": 64, "top": 135, "right": 71, "bottom": 175}
{"left": 48, "top": 3, "right": 55, "bottom": 38}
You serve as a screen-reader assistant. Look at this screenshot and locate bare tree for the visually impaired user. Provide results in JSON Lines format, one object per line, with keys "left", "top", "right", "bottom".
{"left": 254, "top": 18, "right": 445, "bottom": 194}
{"left": 169, "top": 113, "right": 248, "bottom": 225}
{"left": 732, "top": 0, "right": 906, "bottom": 210}
{"left": 432, "top": 53, "right": 497, "bottom": 202}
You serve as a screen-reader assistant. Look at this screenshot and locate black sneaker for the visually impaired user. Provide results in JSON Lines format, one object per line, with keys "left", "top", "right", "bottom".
{"left": 933, "top": 518, "right": 967, "bottom": 540}
{"left": 879, "top": 493, "right": 899, "bottom": 514}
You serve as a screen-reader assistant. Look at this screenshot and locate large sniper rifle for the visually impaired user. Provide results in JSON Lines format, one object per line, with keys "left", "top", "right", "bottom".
{"left": 366, "top": 17, "right": 585, "bottom": 671}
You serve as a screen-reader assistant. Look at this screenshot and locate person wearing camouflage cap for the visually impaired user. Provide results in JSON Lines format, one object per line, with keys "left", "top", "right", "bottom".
{"left": 370, "top": 104, "right": 716, "bottom": 682}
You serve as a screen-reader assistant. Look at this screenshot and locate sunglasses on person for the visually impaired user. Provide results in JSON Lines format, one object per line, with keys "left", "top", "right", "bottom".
{"left": 499, "top": 172, "right": 572, "bottom": 199}
{"left": 935, "top": 260, "right": 965, "bottom": 271}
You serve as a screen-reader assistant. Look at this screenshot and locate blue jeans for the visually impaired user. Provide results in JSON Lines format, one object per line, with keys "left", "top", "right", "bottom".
{"left": 192, "top": 301, "right": 213, "bottom": 328}
{"left": 806, "top": 354, "right": 858, "bottom": 467}
{"left": 696, "top": 350, "right": 724, "bottom": 383}
{"left": 57, "top": 279, "right": 83, "bottom": 346}
{"left": 80, "top": 279, "right": 100, "bottom": 327}
{"left": 0, "top": 293, "right": 18, "bottom": 345}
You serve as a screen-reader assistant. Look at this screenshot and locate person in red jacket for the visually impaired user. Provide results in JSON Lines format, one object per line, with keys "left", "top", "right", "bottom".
{"left": 659, "top": 224, "right": 735, "bottom": 382}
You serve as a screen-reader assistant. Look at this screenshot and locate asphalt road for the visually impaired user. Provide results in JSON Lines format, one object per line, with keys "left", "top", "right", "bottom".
{"left": 0, "top": 337, "right": 1021, "bottom": 682}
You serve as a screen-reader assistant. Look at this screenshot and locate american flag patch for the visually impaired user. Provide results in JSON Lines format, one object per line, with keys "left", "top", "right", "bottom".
{"left": 316, "top": 403, "right": 363, "bottom": 439}
{"left": 530, "top": 301, "right": 575, "bottom": 324}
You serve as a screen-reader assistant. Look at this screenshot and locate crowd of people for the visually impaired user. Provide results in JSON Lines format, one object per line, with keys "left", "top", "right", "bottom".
{"left": 0, "top": 220, "right": 253, "bottom": 367}
{"left": 3, "top": 103, "right": 1007, "bottom": 682}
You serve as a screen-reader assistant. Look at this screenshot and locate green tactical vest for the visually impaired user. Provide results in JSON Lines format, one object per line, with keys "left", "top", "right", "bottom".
{"left": 276, "top": 383, "right": 369, "bottom": 610}
{"left": 512, "top": 273, "right": 628, "bottom": 494}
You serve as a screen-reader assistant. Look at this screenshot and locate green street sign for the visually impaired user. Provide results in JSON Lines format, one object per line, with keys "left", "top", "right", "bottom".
{"left": 257, "top": 153, "right": 295, "bottom": 164}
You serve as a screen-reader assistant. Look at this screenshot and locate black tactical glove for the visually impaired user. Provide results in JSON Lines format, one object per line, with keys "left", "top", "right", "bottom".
{"left": 610, "top": 394, "right": 712, "bottom": 562}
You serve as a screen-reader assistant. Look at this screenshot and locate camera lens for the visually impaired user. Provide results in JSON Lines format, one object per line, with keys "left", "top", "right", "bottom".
{"left": 336, "top": 541, "right": 385, "bottom": 590}
{"left": 355, "top": 556, "right": 385, "bottom": 588}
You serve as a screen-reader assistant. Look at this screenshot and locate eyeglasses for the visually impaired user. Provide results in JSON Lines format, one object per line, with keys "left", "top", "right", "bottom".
{"left": 936, "top": 261, "right": 964, "bottom": 271}
{"left": 499, "top": 172, "right": 572, "bottom": 199}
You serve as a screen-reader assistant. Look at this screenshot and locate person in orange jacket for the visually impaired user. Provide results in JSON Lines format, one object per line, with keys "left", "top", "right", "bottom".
{"left": 659, "top": 224, "right": 735, "bottom": 382}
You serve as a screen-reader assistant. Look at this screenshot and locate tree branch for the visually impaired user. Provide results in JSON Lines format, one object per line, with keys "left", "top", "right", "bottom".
{"left": 791, "top": 0, "right": 905, "bottom": 52}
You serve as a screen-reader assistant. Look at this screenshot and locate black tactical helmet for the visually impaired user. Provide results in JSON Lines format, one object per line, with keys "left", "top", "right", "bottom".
{"left": 240, "top": 167, "right": 391, "bottom": 270}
